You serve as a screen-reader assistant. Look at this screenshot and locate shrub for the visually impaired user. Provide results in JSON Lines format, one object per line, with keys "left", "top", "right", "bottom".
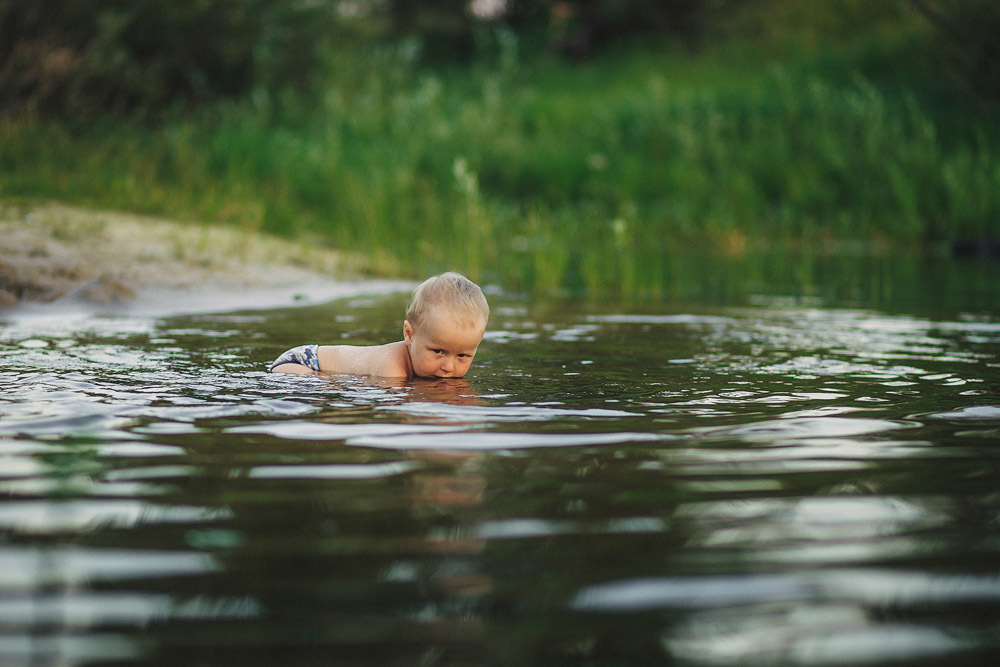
{"left": 0, "top": 0, "right": 338, "bottom": 118}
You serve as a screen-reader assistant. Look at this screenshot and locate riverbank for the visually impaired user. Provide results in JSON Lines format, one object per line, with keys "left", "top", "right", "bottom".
{"left": 0, "top": 201, "right": 412, "bottom": 317}
{"left": 4, "top": 51, "right": 995, "bottom": 298}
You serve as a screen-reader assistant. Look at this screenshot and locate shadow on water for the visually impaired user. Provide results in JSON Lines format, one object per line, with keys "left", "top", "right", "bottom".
{"left": 554, "top": 246, "right": 1000, "bottom": 317}
{"left": 1, "top": 251, "right": 998, "bottom": 665}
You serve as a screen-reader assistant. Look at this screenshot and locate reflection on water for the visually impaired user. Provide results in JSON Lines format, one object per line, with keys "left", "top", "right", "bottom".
{"left": 1, "top": 281, "right": 998, "bottom": 666}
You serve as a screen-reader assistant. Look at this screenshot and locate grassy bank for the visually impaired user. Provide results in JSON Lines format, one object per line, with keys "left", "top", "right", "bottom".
{"left": 2, "top": 35, "right": 998, "bottom": 297}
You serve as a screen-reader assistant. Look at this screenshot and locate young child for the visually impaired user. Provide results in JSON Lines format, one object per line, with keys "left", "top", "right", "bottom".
{"left": 270, "top": 272, "right": 489, "bottom": 379}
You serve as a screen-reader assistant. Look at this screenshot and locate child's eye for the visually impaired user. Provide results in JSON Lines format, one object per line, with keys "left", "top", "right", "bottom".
{"left": 432, "top": 349, "right": 444, "bottom": 355}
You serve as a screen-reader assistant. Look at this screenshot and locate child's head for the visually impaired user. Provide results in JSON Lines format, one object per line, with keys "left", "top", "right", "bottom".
{"left": 403, "top": 272, "right": 489, "bottom": 378}
{"left": 406, "top": 272, "right": 489, "bottom": 331}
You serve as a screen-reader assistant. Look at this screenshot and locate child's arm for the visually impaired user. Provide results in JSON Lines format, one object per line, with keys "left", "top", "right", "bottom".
{"left": 270, "top": 342, "right": 411, "bottom": 377}
{"left": 271, "top": 362, "right": 316, "bottom": 374}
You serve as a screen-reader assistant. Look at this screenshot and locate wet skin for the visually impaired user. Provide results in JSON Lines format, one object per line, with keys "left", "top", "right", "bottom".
{"left": 403, "top": 310, "right": 485, "bottom": 378}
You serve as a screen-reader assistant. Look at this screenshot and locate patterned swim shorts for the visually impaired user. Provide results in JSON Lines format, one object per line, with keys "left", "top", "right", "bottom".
{"left": 269, "top": 344, "right": 321, "bottom": 372}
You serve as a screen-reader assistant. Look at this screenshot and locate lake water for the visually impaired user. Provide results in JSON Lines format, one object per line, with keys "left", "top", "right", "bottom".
{"left": 1, "top": 255, "right": 999, "bottom": 666}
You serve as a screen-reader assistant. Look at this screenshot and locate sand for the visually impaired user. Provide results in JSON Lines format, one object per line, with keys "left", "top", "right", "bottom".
{"left": 0, "top": 201, "right": 413, "bottom": 318}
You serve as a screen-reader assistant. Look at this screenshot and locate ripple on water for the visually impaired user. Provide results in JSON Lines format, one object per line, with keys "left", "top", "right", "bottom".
{"left": 927, "top": 404, "right": 1000, "bottom": 421}
{"left": 0, "top": 547, "right": 219, "bottom": 589}
{"left": 570, "top": 569, "right": 1000, "bottom": 611}
{"left": 347, "top": 430, "right": 668, "bottom": 451}
{"left": 227, "top": 421, "right": 462, "bottom": 441}
{"left": 693, "top": 415, "right": 918, "bottom": 442}
{"left": 248, "top": 461, "right": 419, "bottom": 479}
{"left": 381, "top": 402, "right": 640, "bottom": 422}
{"left": 228, "top": 419, "right": 667, "bottom": 451}
{"left": 0, "top": 591, "right": 260, "bottom": 628}
{"left": 0, "top": 500, "right": 232, "bottom": 533}
{"left": 569, "top": 569, "right": 1000, "bottom": 665}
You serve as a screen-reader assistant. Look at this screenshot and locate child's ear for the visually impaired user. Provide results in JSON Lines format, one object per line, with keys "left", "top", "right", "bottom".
{"left": 403, "top": 320, "right": 414, "bottom": 344}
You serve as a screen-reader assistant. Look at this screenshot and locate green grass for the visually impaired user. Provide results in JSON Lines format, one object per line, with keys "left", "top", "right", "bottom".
{"left": 2, "top": 36, "right": 998, "bottom": 297}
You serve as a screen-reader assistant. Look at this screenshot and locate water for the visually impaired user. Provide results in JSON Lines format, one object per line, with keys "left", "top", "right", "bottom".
{"left": 1, "top": 258, "right": 999, "bottom": 666}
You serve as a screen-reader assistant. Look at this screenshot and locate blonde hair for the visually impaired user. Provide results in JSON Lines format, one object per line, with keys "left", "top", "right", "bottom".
{"left": 406, "top": 272, "right": 489, "bottom": 329}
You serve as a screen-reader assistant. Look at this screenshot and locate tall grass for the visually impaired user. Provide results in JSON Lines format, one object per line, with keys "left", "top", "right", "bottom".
{"left": 2, "top": 45, "right": 998, "bottom": 296}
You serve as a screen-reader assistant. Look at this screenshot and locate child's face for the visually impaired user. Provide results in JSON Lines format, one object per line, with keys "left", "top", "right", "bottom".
{"left": 403, "top": 307, "right": 484, "bottom": 378}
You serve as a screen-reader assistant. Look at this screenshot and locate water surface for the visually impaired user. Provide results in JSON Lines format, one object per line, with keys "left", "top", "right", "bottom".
{"left": 1, "top": 259, "right": 998, "bottom": 666}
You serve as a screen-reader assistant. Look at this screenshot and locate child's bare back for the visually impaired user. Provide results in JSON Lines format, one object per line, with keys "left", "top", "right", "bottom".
{"left": 270, "top": 272, "right": 488, "bottom": 379}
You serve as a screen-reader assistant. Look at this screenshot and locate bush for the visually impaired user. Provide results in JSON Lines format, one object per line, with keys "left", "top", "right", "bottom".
{"left": 381, "top": 0, "right": 744, "bottom": 62}
{"left": 0, "top": 0, "right": 338, "bottom": 118}
{"left": 908, "top": 0, "right": 1000, "bottom": 101}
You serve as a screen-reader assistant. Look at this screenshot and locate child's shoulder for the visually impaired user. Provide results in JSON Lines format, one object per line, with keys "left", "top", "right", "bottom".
{"left": 372, "top": 341, "right": 411, "bottom": 378}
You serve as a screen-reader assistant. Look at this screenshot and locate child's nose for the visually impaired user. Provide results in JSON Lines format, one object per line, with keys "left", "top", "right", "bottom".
{"left": 441, "top": 358, "right": 455, "bottom": 372}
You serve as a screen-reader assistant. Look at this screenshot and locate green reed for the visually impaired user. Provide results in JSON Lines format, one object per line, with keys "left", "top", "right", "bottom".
{"left": 2, "top": 45, "right": 997, "bottom": 296}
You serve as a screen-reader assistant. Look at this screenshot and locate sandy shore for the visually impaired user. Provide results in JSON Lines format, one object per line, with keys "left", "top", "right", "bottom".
{"left": 0, "top": 201, "right": 413, "bottom": 317}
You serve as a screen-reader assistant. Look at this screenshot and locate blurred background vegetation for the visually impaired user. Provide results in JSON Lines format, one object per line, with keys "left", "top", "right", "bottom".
{"left": 1, "top": 0, "right": 998, "bottom": 295}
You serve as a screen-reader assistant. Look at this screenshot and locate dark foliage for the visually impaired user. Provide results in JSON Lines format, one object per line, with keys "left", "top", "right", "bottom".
{"left": 383, "top": 0, "right": 736, "bottom": 62}
{"left": 908, "top": 0, "right": 1000, "bottom": 101}
{"left": 0, "top": 0, "right": 336, "bottom": 118}
{"left": 2, "top": 0, "right": 997, "bottom": 120}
